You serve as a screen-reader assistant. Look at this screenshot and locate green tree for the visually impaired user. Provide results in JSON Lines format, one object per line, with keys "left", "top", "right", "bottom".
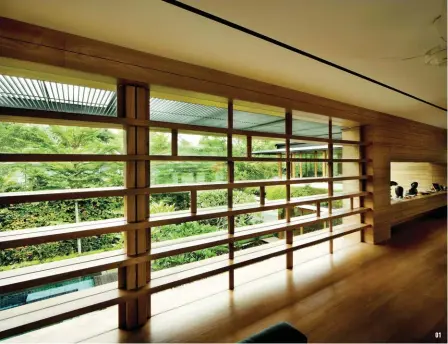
{"left": 0, "top": 124, "right": 125, "bottom": 269}
{"left": 0, "top": 123, "right": 123, "bottom": 191}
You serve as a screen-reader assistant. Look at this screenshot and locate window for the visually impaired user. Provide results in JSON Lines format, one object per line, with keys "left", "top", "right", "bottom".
{"left": 0, "top": 77, "right": 368, "bottom": 336}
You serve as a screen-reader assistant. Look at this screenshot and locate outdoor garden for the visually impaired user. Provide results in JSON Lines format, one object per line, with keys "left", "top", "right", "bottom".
{"left": 0, "top": 123, "right": 339, "bottom": 272}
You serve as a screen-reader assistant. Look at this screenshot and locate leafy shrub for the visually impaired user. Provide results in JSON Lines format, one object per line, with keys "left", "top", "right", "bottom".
{"left": 150, "top": 201, "right": 175, "bottom": 214}
{"left": 150, "top": 193, "right": 190, "bottom": 211}
{"left": 0, "top": 235, "right": 122, "bottom": 269}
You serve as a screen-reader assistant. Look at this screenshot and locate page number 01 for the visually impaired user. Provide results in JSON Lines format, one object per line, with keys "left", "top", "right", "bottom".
{"left": 435, "top": 332, "right": 442, "bottom": 338}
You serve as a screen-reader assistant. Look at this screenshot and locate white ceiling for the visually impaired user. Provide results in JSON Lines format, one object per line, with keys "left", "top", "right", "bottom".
{"left": 1, "top": 0, "right": 447, "bottom": 128}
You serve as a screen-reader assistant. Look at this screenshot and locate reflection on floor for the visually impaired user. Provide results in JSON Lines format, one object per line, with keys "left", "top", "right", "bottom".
{"left": 6, "top": 214, "right": 447, "bottom": 343}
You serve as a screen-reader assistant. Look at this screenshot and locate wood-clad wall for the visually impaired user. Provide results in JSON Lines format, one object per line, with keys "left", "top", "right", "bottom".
{"left": 363, "top": 123, "right": 447, "bottom": 243}
{"left": 0, "top": 17, "right": 446, "bottom": 244}
{"left": 391, "top": 162, "right": 447, "bottom": 191}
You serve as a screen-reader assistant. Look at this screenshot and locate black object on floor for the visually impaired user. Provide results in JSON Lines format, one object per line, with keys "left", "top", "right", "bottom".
{"left": 239, "top": 322, "right": 307, "bottom": 343}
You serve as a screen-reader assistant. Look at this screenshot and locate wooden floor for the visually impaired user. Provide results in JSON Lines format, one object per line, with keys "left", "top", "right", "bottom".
{"left": 6, "top": 215, "right": 447, "bottom": 343}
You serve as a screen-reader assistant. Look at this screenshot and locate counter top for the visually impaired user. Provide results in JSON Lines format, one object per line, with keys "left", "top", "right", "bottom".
{"left": 391, "top": 191, "right": 447, "bottom": 205}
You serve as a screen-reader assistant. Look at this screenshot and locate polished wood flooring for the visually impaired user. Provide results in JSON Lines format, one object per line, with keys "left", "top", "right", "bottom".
{"left": 7, "top": 215, "right": 447, "bottom": 343}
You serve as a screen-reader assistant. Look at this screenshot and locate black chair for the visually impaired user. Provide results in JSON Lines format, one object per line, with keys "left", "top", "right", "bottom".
{"left": 240, "top": 322, "right": 307, "bottom": 343}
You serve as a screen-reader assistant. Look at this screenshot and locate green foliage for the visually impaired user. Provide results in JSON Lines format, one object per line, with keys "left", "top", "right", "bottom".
{"left": 179, "top": 134, "right": 227, "bottom": 156}
{"left": 152, "top": 245, "right": 229, "bottom": 271}
{"left": 0, "top": 235, "right": 122, "bottom": 270}
{"left": 266, "top": 185, "right": 328, "bottom": 200}
{"left": 0, "top": 198, "right": 123, "bottom": 232}
{"left": 151, "top": 193, "right": 190, "bottom": 211}
{"left": 149, "top": 200, "right": 176, "bottom": 214}
{"left": 151, "top": 161, "right": 227, "bottom": 185}
{"left": 152, "top": 222, "right": 220, "bottom": 243}
{"left": 235, "top": 161, "right": 280, "bottom": 181}
{"left": 0, "top": 122, "right": 346, "bottom": 273}
{"left": 197, "top": 189, "right": 262, "bottom": 228}
{"left": 149, "top": 131, "right": 171, "bottom": 155}
{"left": 0, "top": 198, "right": 124, "bottom": 268}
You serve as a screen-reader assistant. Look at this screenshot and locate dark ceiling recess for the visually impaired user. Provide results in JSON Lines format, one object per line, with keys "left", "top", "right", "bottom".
{"left": 163, "top": 0, "right": 447, "bottom": 112}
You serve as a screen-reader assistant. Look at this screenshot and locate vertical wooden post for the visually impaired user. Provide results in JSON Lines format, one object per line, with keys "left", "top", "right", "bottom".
{"left": 291, "top": 153, "right": 296, "bottom": 178}
{"left": 191, "top": 190, "right": 197, "bottom": 214}
{"left": 277, "top": 153, "right": 282, "bottom": 178}
{"left": 359, "top": 128, "right": 367, "bottom": 242}
{"left": 171, "top": 129, "right": 178, "bottom": 156}
{"left": 328, "top": 118, "right": 334, "bottom": 254}
{"left": 323, "top": 151, "right": 327, "bottom": 176}
{"left": 285, "top": 110, "right": 293, "bottom": 269}
{"left": 247, "top": 136, "right": 252, "bottom": 158}
{"left": 227, "top": 100, "right": 235, "bottom": 290}
{"left": 316, "top": 202, "right": 321, "bottom": 217}
{"left": 260, "top": 186, "right": 265, "bottom": 206}
{"left": 118, "top": 84, "right": 150, "bottom": 330}
{"left": 314, "top": 151, "right": 318, "bottom": 177}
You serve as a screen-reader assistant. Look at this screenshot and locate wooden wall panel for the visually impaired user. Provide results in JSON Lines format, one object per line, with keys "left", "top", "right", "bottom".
{"left": 364, "top": 124, "right": 447, "bottom": 243}
{"left": 391, "top": 162, "right": 433, "bottom": 191}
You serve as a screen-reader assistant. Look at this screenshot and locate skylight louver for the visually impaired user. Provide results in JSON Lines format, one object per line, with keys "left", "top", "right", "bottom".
{"left": 0, "top": 75, "right": 117, "bottom": 117}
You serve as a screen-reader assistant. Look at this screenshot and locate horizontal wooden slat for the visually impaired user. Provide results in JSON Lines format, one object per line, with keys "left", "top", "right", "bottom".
{"left": 0, "top": 106, "right": 152, "bottom": 128}
{"left": 0, "top": 218, "right": 148, "bottom": 249}
{"left": 150, "top": 156, "right": 369, "bottom": 163}
{"left": 147, "top": 120, "right": 365, "bottom": 145}
{"left": 0, "top": 284, "right": 114, "bottom": 339}
{"left": 150, "top": 207, "right": 369, "bottom": 259}
{"left": 0, "top": 186, "right": 150, "bottom": 204}
{"left": 0, "top": 154, "right": 150, "bottom": 162}
{"left": 149, "top": 175, "right": 368, "bottom": 194}
{"left": 0, "top": 153, "right": 368, "bottom": 163}
{"left": 148, "top": 192, "right": 368, "bottom": 227}
{"left": 0, "top": 221, "right": 369, "bottom": 338}
{"left": 0, "top": 206, "right": 367, "bottom": 289}
{"left": 0, "top": 106, "right": 126, "bottom": 128}
{"left": 0, "top": 107, "right": 365, "bottom": 146}
{"left": 0, "top": 192, "right": 367, "bottom": 249}
{"left": 149, "top": 222, "right": 371, "bottom": 292}
{"left": 0, "top": 250, "right": 149, "bottom": 294}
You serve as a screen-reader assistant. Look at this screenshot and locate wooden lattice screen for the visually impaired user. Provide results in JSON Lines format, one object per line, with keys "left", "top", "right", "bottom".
{"left": 0, "top": 82, "right": 370, "bottom": 337}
